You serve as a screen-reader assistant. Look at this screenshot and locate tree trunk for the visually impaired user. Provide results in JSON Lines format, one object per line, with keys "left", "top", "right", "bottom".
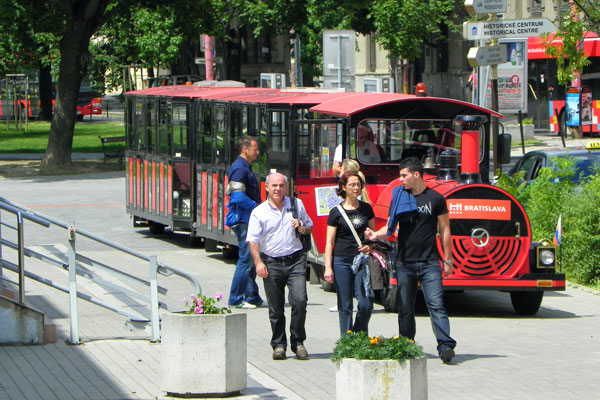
{"left": 42, "top": 34, "right": 85, "bottom": 166}
{"left": 42, "top": 0, "right": 110, "bottom": 168}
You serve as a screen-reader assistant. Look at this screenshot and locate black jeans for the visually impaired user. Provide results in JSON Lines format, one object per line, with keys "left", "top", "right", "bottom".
{"left": 261, "top": 252, "right": 308, "bottom": 350}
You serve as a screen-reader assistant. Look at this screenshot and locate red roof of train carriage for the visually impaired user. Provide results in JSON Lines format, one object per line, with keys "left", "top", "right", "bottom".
{"left": 126, "top": 85, "right": 357, "bottom": 106}
{"left": 309, "top": 92, "right": 503, "bottom": 119}
{"left": 126, "top": 85, "right": 502, "bottom": 118}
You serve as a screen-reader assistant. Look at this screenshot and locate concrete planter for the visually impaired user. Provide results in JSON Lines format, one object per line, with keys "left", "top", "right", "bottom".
{"left": 160, "top": 312, "right": 247, "bottom": 397}
{"left": 335, "top": 358, "right": 427, "bottom": 400}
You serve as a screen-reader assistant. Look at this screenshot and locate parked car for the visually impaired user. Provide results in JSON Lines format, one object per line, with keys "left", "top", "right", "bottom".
{"left": 507, "top": 145, "right": 600, "bottom": 184}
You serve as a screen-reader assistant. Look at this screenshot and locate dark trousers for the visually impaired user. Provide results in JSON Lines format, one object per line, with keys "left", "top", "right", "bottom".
{"left": 262, "top": 253, "right": 308, "bottom": 350}
{"left": 395, "top": 260, "right": 456, "bottom": 356}
{"left": 333, "top": 256, "right": 373, "bottom": 336}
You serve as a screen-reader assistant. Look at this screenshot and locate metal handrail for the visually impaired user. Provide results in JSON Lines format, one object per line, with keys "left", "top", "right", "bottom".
{"left": 0, "top": 196, "right": 201, "bottom": 343}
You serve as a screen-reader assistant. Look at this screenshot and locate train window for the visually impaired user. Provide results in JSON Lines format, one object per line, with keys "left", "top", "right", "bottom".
{"left": 172, "top": 103, "right": 188, "bottom": 157}
{"left": 360, "top": 119, "right": 461, "bottom": 165}
{"left": 215, "top": 104, "right": 228, "bottom": 164}
{"left": 268, "top": 110, "right": 290, "bottom": 175}
{"left": 125, "top": 98, "right": 133, "bottom": 149}
{"left": 146, "top": 99, "right": 157, "bottom": 154}
{"left": 229, "top": 106, "right": 243, "bottom": 162}
{"left": 297, "top": 121, "right": 343, "bottom": 179}
{"left": 127, "top": 98, "right": 143, "bottom": 151}
{"left": 256, "top": 108, "right": 268, "bottom": 176}
{"left": 158, "top": 100, "right": 170, "bottom": 155}
{"left": 197, "top": 103, "right": 213, "bottom": 164}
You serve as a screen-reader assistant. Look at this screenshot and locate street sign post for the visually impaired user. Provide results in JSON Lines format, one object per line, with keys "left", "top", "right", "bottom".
{"left": 463, "top": 18, "right": 556, "bottom": 40}
{"left": 467, "top": 45, "right": 508, "bottom": 67}
{"left": 465, "top": 0, "right": 507, "bottom": 15}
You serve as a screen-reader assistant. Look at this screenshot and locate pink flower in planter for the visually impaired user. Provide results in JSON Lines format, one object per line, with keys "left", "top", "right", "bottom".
{"left": 215, "top": 292, "right": 223, "bottom": 301}
{"left": 194, "top": 305, "right": 204, "bottom": 314}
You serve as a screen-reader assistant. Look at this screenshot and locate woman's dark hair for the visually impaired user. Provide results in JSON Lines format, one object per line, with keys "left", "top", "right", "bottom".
{"left": 336, "top": 171, "right": 365, "bottom": 198}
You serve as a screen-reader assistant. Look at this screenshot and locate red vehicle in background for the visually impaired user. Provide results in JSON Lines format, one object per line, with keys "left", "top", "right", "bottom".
{"left": 1, "top": 75, "right": 102, "bottom": 121}
{"left": 75, "top": 86, "right": 103, "bottom": 121}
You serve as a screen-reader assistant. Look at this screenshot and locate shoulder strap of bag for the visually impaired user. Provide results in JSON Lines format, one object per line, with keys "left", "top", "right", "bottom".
{"left": 290, "top": 197, "right": 300, "bottom": 238}
{"left": 336, "top": 204, "right": 362, "bottom": 247}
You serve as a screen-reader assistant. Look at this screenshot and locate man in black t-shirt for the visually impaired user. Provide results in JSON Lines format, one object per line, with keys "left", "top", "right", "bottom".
{"left": 366, "top": 157, "right": 456, "bottom": 364}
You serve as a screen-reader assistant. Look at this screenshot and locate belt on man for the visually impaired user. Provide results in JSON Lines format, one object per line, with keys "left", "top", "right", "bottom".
{"left": 261, "top": 250, "right": 303, "bottom": 263}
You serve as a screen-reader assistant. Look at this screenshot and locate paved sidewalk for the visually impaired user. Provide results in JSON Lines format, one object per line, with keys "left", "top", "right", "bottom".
{"left": 2, "top": 244, "right": 600, "bottom": 400}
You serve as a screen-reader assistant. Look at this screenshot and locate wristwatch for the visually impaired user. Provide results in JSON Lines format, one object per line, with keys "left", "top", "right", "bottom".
{"left": 443, "top": 260, "right": 454, "bottom": 266}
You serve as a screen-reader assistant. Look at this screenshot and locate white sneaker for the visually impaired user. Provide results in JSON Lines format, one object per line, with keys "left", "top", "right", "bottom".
{"left": 235, "top": 302, "right": 257, "bottom": 309}
{"left": 329, "top": 306, "right": 338, "bottom": 312}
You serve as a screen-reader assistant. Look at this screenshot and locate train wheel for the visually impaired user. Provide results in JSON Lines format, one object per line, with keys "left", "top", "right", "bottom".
{"left": 510, "top": 291, "right": 543, "bottom": 315}
{"left": 148, "top": 222, "right": 165, "bottom": 234}
{"left": 204, "top": 238, "right": 218, "bottom": 252}
{"left": 222, "top": 246, "right": 238, "bottom": 259}
{"left": 308, "top": 262, "right": 320, "bottom": 284}
{"left": 310, "top": 263, "right": 335, "bottom": 292}
{"left": 187, "top": 234, "right": 203, "bottom": 248}
{"left": 380, "top": 285, "right": 399, "bottom": 313}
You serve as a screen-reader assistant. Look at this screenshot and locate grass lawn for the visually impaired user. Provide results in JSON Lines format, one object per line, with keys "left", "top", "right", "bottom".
{"left": 0, "top": 120, "right": 125, "bottom": 153}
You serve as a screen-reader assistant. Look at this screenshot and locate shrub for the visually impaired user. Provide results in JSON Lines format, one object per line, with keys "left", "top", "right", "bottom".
{"left": 496, "top": 158, "right": 600, "bottom": 286}
{"left": 561, "top": 174, "right": 600, "bottom": 286}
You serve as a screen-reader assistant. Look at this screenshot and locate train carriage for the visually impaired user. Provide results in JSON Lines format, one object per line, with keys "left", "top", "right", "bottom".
{"left": 124, "top": 83, "right": 565, "bottom": 315}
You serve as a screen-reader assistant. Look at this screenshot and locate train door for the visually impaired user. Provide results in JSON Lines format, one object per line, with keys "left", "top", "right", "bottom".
{"left": 126, "top": 96, "right": 171, "bottom": 231}
{"left": 195, "top": 102, "right": 230, "bottom": 243}
{"left": 293, "top": 119, "right": 346, "bottom": 256}
{"left": 170, "top": 101, "right": 194, "bottom": 231}
{"left": 268, "top": 109, "right": 293, "bottom": 177}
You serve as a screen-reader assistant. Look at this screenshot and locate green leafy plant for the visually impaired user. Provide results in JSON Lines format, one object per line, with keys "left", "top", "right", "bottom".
{"left": 331, "top": 331, "right": 424, "bottom": 365}
{"left": 184, "top": 292, "right": 231, "bottom": 315}
{"left": 496, "top": 156, "right": 600, "bottom": 287}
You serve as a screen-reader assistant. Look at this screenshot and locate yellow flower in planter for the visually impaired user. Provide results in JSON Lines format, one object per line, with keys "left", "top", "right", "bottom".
{"left": 331, "top": 331, "right": 425, "bottom": 365}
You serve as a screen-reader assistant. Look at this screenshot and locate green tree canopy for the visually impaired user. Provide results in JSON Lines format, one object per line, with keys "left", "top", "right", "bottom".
{"left": 545, "top": 1, "right": 600, "bottom": 87}
{"left": 369, "top": 0, "right": 455, "bottom": 62}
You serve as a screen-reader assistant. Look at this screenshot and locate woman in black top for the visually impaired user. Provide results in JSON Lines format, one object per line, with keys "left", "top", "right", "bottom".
{"left": 324, "top": 172, "right": 376, "bottom": 335}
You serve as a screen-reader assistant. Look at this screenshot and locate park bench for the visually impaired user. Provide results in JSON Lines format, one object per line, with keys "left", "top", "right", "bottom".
{"left": 98, "top": 135, "right": 126, "bottom": 164}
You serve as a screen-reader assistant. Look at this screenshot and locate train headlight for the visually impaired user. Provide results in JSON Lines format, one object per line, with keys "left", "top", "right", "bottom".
{"left": 536, "top": 242, "right": 556, "bottom": 269}
{"left": 540, "top": 249, "right": 555, "bottom": 265}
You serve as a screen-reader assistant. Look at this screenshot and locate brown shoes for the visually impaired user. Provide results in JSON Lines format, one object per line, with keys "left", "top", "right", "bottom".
{"left": 272, "top": 346, "right": 286, "bottom": 360}
{"left": 292, "top": 344, "right": 309, "bottom": 360}
{"left": 273, "top": 344, "right": 308, "bottom": 360}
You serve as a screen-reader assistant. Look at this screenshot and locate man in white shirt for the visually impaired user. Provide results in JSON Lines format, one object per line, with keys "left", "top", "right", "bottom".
{"left": 356, "top": 124, "right": 382, "bottom": 163}
{"left": 247, "top": 172, "right": 313, "bottom": 360}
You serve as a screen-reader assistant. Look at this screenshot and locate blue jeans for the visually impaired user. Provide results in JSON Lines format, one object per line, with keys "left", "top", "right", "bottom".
{"left": 395, "top": 260, "right": 456, "bottom": 355}
{"left": 262, "top": 253, "right": 308, "bottom": 350}
{"left": 333, "top": 256, "right": 373, "bottom": 336}
{"left": 228, "top": 223, "right": 262, "bottom": 306}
